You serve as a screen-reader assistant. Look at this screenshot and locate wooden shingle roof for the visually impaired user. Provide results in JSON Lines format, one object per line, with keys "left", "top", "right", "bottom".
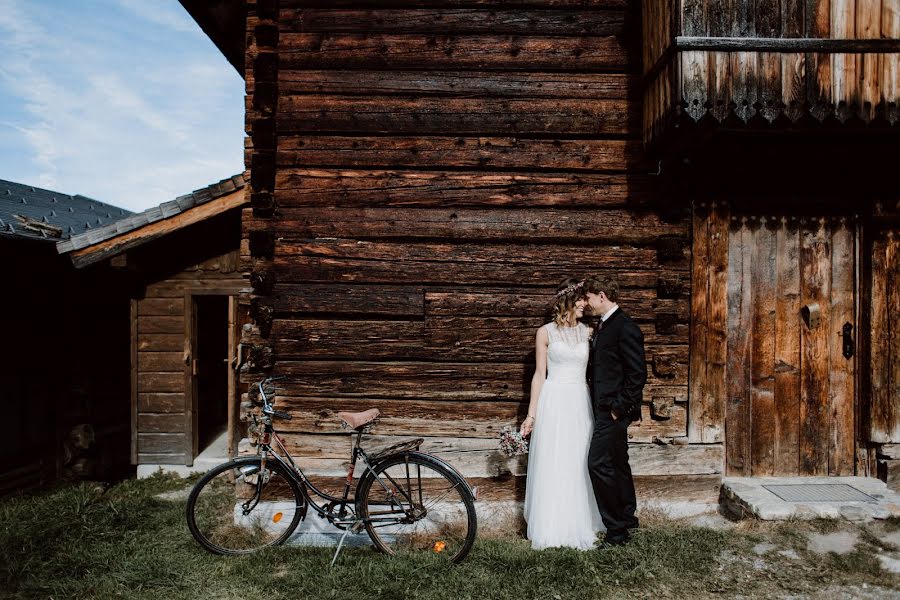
{"left": 57, "top": 174, "right": 246, "bottom": 268}
{"left": 58, "top": 174, "right": 245, "bottom": 254}
{"left": 0, "top": 179, "right": 131, "bottom": 243}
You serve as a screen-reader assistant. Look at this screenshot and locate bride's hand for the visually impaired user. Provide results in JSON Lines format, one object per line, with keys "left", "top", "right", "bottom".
{"left": 520, "top": 415, "right": 535, "bottom": 437}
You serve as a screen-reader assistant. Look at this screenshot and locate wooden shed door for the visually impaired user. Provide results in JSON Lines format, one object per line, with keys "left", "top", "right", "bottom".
{"left": 185, "top": 291, "right": 241, "bottom": 465}
{"left": 725, "top": 215, "right": 856, "bottom": 476}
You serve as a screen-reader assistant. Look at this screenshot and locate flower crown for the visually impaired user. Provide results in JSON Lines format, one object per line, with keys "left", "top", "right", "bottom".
{"left": 555, "top": 280, "right": 585, "bottom": 298}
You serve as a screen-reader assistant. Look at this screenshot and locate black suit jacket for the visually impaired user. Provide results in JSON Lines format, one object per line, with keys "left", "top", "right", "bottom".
{"left": 587, "top": 308, "right": 647, "bottom": 421}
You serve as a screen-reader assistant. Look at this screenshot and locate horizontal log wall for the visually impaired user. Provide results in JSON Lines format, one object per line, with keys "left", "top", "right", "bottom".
{"left": 242, "top": 1, "right": 708, "bottom": 499}
{"left": 134, "top": 249, "right": 243, "bottom": 464}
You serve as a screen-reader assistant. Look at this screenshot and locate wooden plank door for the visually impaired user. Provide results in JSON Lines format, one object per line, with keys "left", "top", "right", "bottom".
{"left": 725, "top": 214, "right": 856, "bottom": 476}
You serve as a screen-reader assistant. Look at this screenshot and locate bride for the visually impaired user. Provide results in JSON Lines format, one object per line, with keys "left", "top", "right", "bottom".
{"left": 520, "top": 277, "right": 603, "bottom": 550}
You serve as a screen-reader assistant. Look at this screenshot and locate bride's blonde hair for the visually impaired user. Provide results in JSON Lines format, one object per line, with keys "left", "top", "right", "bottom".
{"left": 550, "top": 277, "right": 585, "bottom": 327}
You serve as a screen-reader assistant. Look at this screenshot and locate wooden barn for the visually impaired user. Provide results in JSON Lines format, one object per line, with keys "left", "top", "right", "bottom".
{"left": 0, "top": 179, "right": 132, "bottom": 493}
{"left": 178, "top": 0, "right": 900, "bottom": 503}
{"left": 57, "top": 175, "right": 248, "bottom": 474}
{"left": 641, "top": 0, "right": 900, "bottom": 480}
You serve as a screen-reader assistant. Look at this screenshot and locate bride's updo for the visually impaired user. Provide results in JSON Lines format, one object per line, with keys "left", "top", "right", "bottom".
{"left": 550, "top": 277, "right": 585, "bottom": 326}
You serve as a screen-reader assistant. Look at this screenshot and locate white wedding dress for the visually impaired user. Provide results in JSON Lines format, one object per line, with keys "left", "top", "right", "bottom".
{"left": 523, "top": 322, "right": 604, "bottom": 550}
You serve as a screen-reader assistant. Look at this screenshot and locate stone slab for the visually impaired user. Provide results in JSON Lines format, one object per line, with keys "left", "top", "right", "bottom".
{"left": 721, "top": 476, "right": 900, "bottom": 522}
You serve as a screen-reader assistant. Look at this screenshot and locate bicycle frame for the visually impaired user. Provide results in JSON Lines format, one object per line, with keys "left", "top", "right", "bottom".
{"left": 249, "top": 379, "right": 424, "bottom": 530}
{"left": 254, "top": 422, "right": 382, "bottom": 528}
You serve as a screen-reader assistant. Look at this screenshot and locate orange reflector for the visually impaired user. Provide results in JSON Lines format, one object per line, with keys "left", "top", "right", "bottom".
{"left": 272, "top": 512, "right": 283, "bottom": 523}
{"left": 433, "top": 541, "right": 446, "bottom": 553}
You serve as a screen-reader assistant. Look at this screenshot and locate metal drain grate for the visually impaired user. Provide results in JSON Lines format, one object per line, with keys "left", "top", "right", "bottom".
{"left": 763, "top": 484, "right": 877, "bottom": 503}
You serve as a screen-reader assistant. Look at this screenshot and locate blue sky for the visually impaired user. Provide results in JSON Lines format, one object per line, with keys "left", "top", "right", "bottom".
{"left": 0, "top": 0, "right": 245, "bottom": 212}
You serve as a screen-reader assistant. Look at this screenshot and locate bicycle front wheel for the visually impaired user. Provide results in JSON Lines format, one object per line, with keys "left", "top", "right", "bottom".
{"left": 356, "top": 452, "right": 477, "bottom": 564}
{"left": 186, "top": 457, "right": 305, "bottom": 555}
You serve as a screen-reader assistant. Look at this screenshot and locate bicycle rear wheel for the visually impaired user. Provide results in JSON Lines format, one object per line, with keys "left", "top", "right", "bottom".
{"left": 356, "top": 452, "right": 477, "bottom": 564}
{"left": 186, "top": 457, "right": 305, "bottom": 555}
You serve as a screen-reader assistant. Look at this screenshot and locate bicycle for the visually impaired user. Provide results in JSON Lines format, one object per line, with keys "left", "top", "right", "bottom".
{"left": 186, "top": 377, "right": 478, "bottom": 564}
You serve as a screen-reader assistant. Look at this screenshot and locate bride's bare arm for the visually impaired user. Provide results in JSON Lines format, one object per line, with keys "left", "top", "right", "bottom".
{"left": 520, "top": 326, "right": 549, "bottom": 436}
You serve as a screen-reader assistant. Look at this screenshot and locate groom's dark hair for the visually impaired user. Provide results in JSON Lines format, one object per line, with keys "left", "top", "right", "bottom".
{"left": 584, "top": 275, "right": 619, "bottom": 302}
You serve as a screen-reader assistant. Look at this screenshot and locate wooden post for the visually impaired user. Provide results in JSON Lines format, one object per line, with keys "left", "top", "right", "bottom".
{"left": 227, "top": 295, "right": 239, "bottom": 458}
{"left": 689, "top": 202, "right": 710, "bottom": 443}
{"left": 130, "top": 298, "right": 139, "bottom": 465}
{"left": 184, "top": 292, "right": 197, "bottom": 466}
{"left": 706, "top": 202, "right": 729, "bottom": 444}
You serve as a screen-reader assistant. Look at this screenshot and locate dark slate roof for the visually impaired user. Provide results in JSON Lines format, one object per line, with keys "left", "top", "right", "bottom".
{"left": 57, "top": 174, "right": 246, "bottom": 254}
{"left": 0, "top": 179, "right": 131, "bottom": 243}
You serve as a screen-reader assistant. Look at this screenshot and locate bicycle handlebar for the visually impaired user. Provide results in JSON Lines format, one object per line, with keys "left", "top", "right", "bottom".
{"left": 257, "top": 377, "right": 292, "bottom": 420}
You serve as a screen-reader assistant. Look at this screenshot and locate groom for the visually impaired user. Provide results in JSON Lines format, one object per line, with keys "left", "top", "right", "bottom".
{"left": 584, "top": 275, "right": 646, "bottom": 546}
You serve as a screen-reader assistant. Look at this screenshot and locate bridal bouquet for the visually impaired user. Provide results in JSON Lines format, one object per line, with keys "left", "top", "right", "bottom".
{"left": 499, "top": 426, "right": 529, "bottom": 457}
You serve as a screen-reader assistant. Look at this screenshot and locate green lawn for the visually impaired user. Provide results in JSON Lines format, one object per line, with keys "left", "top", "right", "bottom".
{"left": 1, "top": 475, "right": 897, "bottom": 600}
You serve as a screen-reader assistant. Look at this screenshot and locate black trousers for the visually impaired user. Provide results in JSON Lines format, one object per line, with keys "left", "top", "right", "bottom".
{"left": 587, "top": 410, "right": 638, "bottom": 540}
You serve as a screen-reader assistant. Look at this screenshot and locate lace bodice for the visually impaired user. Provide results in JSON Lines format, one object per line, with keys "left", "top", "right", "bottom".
{"left": 544, "top": 322, "right": 591, "bottom": 384}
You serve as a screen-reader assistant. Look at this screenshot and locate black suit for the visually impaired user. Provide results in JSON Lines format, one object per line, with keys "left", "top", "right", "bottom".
{"left": 586, "top": 307, "right": 647, "bottom": 541}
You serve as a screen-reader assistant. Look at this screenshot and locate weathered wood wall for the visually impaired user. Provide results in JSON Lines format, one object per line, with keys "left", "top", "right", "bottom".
{"left": 676, "top": 0, "right": 900, "bottom": 41}
{"left": 643, "top": 0, "right": 900, "bottom": 143}
{"left": 871, "top": 228, "right": 899, "bottom": 443}
{"left": 241, "top": 0, "right": 716, "bottom": 498}
{"left": 642, "top": 0, "right": 677, "bottom": 143}
{"left": 678, "top": 50, "right": 900, "bottom": 125}
{"left": 131, "top": 211, "right": 244, "bottom": 465}
{"left": 665, "top": 140, "right": 900, "bottom": 480}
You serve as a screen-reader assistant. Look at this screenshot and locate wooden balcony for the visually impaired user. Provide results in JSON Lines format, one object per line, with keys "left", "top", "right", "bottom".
{"left": 643, "top": 0, "right": 900, "bottom": 146}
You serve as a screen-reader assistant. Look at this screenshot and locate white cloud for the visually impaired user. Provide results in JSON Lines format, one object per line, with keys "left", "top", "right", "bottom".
{"left": 0, "top": 0, "right": 244, "bottom": 212}
{"left": 87, "top": 73, "right": 191, "bottom": 143}
{"left": 114, "top": 0, "right": 196, "bottom": 33}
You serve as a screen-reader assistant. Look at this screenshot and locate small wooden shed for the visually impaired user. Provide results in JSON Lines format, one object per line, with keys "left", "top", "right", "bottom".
{"left": 1, "top": 179, "right": 132, "bottom": 492}
{"left": 58, "top": 175, "right": 248, "bottom": 470}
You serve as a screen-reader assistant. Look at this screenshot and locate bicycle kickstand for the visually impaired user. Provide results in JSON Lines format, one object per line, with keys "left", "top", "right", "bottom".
{"left": 330, "top": 520, "right": 364, "bottom": 567}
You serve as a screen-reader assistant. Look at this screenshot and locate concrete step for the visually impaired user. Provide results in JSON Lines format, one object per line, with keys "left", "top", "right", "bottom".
{"left": 721, "top": 476, "right": 900, "bottom": 521}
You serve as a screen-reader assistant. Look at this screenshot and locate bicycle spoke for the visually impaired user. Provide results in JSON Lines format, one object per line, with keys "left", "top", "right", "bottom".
{"left": 187, "top": 459, "right": 304, "bottom": 555}
{"left": 373, "top": 468, "right": 416, "bottom": 507}
{"left": 420, "top": 482, "right": 462, "bottom": 511}
{"left": 358, "top": 454, "right": 476, "bottom": 563}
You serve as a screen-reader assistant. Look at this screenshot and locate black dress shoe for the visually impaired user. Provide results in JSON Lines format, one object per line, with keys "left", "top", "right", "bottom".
{"left": 601, "top": 533, "right": 630, "bottom": 547}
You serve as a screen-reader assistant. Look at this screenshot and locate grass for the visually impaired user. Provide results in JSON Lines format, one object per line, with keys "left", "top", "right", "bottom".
{"left": 1, "top": 475, "right": 898, "bottom": 600}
